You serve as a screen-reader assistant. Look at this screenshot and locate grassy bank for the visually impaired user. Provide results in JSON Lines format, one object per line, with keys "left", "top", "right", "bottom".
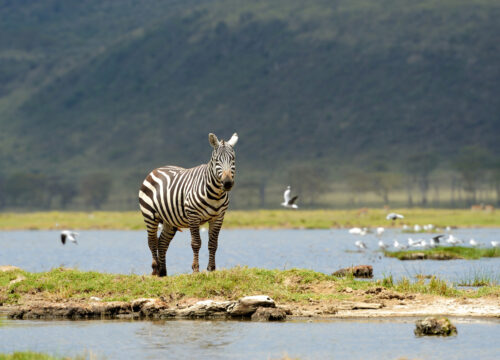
{"left": 0, "top": 209, "right": 499, "bottom": 230}
{"left": 0, "top": 353, "right": 82, "bottom": 360}
{"left": 1, "top": 267, "right": 499, "bottom": 305}
{"left": 385, "top": 246, "right": 500, "bottom": 260}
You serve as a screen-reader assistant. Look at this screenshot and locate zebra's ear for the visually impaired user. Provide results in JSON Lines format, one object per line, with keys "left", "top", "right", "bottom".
{"left": 227, "top": 133, "right": 238, "bottom": 147}
{"left": 208, "top": 133, "right": 219, "bottom": 148}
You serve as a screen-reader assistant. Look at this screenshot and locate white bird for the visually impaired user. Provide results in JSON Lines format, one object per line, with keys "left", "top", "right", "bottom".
{"left": 355, "top": 240, "right": 367, "bottom": 250}
{"left": 491, "top": 241, "right": 499, "bottom": 248}
{"left": 445, "top": 226, "right": 452, "bottom": 232}
{"left": 402, "top": 224, "right": 409, "bottom": 231}
{"left": 376, "top": 227, "right": 385, "bottom": 237}
{"left": 378, "top": 240, "right": 389, "bottom": 250}
{"left": 386, "top": 212, "right": 404, "bottom": 220}
{"left": 446, "top": 234, "right": 461, "bottom": 245}
{"left": 413, "top": 224, "right": 422, "bottom": 232}
{"left": 469, "top": 238, "right": 478, "bottom": 247}
{"left": 349, "top": 227, "right": 363, "bottom": 235}
{"left": 393, "top": 240, "right": 408, "bottom": 250}
{"left": 414, "top": 240, "right": 428, "bottom": 248}
{"left": 281, "top": 186, "right": 299, "bottom": 209}
{"left": 60, "top": 230, "right": 79, "bottom": 245}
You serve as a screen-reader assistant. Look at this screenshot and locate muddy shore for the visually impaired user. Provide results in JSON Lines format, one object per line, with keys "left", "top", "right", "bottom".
{"left": 2, "top": 292, "right": 499, "bottom": 321}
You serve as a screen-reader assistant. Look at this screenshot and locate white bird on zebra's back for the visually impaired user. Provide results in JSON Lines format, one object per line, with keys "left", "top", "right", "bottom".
{"left": 386, "top": 212, "right": 404, "bottom": 221}
{"left": 281, "top": 185, "right": 299, "bottom": 209}
{"left": 491, "top": 241, "right": 499, "bottom": 248}
{"left": 60, "top": 230, "right": 79, "bottom": 245}
{"left": 355, "top": 240, "right": 367, "bottom": 251}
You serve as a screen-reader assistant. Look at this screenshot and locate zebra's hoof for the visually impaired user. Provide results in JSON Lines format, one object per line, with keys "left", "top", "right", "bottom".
{"left": 159, "top": 268, "right": 167, "bottom": 277}
{"left": 192, "top": 265, "right": 200, "bottom": 273}
{"left": 207, "top": 266, "right": 216, "bottom": 272}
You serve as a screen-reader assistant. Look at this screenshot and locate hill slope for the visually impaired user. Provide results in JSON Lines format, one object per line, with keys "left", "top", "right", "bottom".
{"left": 1, "top": 0, "right": 499, "bottom": 179}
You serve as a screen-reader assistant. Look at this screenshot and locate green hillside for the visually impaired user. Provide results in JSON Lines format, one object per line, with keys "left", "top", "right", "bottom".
{"left": 0, "top": 0, "right": 499, "bottom": 209}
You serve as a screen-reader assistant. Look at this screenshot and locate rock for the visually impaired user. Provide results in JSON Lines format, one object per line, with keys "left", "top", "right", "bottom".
{"left": 337, "top": 302, "right": 383, "bottom": 310}
{"left": 251, "top": 307, "right": 286, "bottom": 321}
{"left": 0, "top": 265, "right": 21, "bottom": 272}
{"left": 177, "top": 300, "right": 234, "bottom": 318}
{"left": 414, "top": 317, "right": 457, "bottom": 336}
{"left": 333, "top": 265, "right": 373, "bottom": 278}
{"left": 229, "top": 295, "right": 275, "bottom": 317}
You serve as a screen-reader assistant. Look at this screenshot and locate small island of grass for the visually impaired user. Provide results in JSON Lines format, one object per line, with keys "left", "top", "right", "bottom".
{"left": 384, "top": 246, "right": 500, "bottom": 260}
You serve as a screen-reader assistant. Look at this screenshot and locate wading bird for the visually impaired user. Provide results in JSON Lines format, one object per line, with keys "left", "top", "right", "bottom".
{"left": 281, "top": 186, "right": 299, "bottom": 209}
{"left": 355, "top": 240, "right": 367, "bottom": 250}
{"left": 378, "top": 240, "right": 389, "bottom": 250}
{"left": 60, "top": 230, "right": 79, "bottom": 245}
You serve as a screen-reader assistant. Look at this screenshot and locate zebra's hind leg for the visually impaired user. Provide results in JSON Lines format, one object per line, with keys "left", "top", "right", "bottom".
{"left": 144, "top": 219, "right": 160, "bottom": 276}
{"left": 157, "top": 224, "right": 177, "bottom": 277}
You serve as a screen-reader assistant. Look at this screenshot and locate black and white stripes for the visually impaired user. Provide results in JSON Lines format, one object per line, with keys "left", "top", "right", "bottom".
{"left": 139, "top": 133, "right": 238, "bottom": 276}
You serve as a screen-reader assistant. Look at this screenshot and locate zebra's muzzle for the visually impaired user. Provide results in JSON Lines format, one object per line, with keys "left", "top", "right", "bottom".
{"left": 223, "top": 179, "right": 233, "bottom": 191}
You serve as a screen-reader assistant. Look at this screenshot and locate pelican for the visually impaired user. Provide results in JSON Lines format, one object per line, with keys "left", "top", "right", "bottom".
{"left": 281, "top": 186, "right": 299, "bottom": 209}
{"left": 386, "top": 212, "right": 404, "bottom": 220}
{"left": 60, "top": 230, "right": 79, "bottom": 245}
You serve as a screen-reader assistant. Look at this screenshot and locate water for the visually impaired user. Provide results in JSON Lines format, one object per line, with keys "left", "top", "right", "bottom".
{"left": 0, "top": 228, "right": 499, "bottom": 282}
{"left": 0, "top": 317, "right": 498, "bottom": 359}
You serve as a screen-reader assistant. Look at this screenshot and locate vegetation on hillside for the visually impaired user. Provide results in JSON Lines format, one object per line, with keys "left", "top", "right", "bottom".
{"left": 0, "top": 0, "right": 499, "bottom": 210}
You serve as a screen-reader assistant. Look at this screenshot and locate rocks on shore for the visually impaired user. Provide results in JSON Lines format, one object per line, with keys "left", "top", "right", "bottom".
{"left": 414, "top": 317, "right": 457, "bottom": 336}
{"left": 333, "top": 265, "right": 373, "bottom": 278}
{"left": 7, "top": 295, "right": 287, "bottom": 322}
{"left": 395, "top": 253, "right": 459, "bottom": 260}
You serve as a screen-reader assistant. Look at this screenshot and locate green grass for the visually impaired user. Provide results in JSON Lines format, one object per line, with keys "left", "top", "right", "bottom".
{"left": 1, "top": 267, "right": 498, "bottom": 305}
{"left": 0, "top": 352, "right": 83, "bottom": 360}
{"left": 0, "top": 209, "right": 499, "bottom": 230}
{"left": 385, "top": 246, "right": 500, "bottom": 260}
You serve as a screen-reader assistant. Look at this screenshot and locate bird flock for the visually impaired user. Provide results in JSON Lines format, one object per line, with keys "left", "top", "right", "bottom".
{"left": 348, "top": 212, "right": 499, "bottom": 251}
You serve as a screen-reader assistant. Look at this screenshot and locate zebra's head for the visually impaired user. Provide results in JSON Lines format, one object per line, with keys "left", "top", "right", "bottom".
{"left": 209, "top": 133, "right": 238, "bottom": 191}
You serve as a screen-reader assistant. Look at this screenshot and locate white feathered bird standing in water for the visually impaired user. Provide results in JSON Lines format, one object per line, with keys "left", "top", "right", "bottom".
{"left": 60, "top": 230, "right": 79, "bottom": 245}
{"left": 281, "top": 185, "right": 299, "bottom": 209}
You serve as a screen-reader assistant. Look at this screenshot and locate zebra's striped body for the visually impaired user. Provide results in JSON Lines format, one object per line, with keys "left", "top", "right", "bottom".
{"left": 139, "top": 133, "right": 238, "bottom": 276}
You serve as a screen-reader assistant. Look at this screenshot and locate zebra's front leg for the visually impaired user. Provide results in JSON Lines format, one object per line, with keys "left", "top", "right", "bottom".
{"left": 189, "top": 224, "right": 202, "bottom": 273}
{"left": 207, "top": 216, "right": 224, "bottom": 271}
{"left": 158, "top": 225, "right": 177, "bottom": 277}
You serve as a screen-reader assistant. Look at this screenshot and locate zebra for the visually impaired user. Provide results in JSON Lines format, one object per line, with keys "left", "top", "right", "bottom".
{"left": 139, "top": 132, "right": 238, "bottom": 276}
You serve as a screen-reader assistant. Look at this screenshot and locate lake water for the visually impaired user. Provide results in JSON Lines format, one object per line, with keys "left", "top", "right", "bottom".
{"left": 0, "top": 228, "right": 499, "bottom": 282}
{"left": 0, "top": 317, "right": 498, "bottom": 359}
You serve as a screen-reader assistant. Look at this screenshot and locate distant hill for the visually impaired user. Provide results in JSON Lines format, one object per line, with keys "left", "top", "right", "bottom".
{"left": 0, "top": 0, "right": 499, "bottom": 197}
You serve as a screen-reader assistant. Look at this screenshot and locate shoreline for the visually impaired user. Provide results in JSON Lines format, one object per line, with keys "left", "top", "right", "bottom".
{"left": 2, "top": 295, "right": 499, "bottom": 321}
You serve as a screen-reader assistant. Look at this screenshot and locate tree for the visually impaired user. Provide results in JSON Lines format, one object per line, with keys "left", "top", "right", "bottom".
{"left": 80, "top": 173, "right": 113, "bottom": 209}
{"left": 3, "top": 172, "right": 48, "bottom": 209}
{"left": 346, "top": 170, "right": 372, "bottom": 205}
{"left": 405, "top": 153, "right": 438, "bottom": 206}
{"left": 453, "top": 146, "right": 490, "bottom": 206}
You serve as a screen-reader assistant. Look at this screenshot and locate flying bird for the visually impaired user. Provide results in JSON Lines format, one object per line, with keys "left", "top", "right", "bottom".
{"left": 429, "top": 235, "right": 444, "bottom": 247}
{"left": 60, "top": 230, "right": 79, "bottom": 245}
{"left": 281, "top": 186, "right": 299, "bottom": 209}
{"left": 386, "top": 212, "right": 404, "bottom": 220}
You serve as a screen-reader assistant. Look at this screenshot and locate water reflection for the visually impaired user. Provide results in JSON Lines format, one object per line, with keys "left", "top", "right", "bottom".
{"left": 0, "top": 317, "right": 498, "bottom": 359}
